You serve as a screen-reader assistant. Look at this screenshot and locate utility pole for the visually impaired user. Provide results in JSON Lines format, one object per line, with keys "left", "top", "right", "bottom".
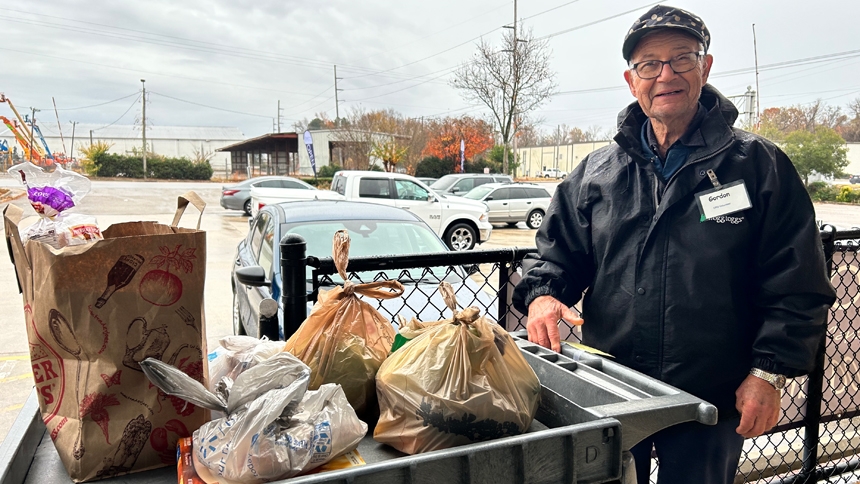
{"left": 90, "top": 130, "right": 93, "bottom": 146}
{"left": 501, "top": 0, "right": 525, "bottom": 175}
{"left": 141, "top": 79, "right": 147, "bottom": 180}
{"left": 69, "top": 121, "right": 77, "bottom": 165}
{"left": 277, "top": 100, "right": 283, "bottom": 133}
{"left": 334, "top": 65, "right": 343, "bottom": 126}
{"left": 555, "top": 125, "right": 561, "bottom": 170}
{"left": 52, "top": 97, "right": 67, "bottom": 156}
{"left": 752, "top": 24, "right": 761, "bottom": 128}
{"left": 28, "top": 107, "right": 40, "bottom": 162}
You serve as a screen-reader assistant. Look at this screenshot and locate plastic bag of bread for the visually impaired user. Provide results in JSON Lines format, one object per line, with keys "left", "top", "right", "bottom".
{"left": 374, "top": 282, "right": 541, "bottom": 454}
{"left": 284, "top": 230, "right": 401, "bottom": 418}
{"left": 141, "top": 353, "right": 366, "bottom": 483}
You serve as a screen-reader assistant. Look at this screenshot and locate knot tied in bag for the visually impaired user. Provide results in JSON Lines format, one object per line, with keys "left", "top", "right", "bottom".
{"left": 284, "top": 230, "right": 401, "bottom": 418}
{"left": 374, "top": 282, "right": 542, "bottom": 454}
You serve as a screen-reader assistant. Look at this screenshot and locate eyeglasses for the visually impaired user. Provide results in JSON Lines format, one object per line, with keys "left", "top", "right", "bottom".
{"left": 630, "top": 52, "right": 704, "bottom": 80}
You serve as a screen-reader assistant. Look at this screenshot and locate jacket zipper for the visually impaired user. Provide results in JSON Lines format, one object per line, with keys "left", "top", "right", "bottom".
{"left": 652, "top": 139, "right": 734, "bottom": 378}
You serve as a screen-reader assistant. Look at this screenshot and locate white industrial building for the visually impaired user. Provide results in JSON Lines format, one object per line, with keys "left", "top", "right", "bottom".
{"left": 0, "top": 123, "right": 245, "bottom": 176}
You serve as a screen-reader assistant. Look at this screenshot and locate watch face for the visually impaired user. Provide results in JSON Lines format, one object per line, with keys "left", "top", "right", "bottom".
{"left": 774, "top": 374, "right": 787, "bottom": 390}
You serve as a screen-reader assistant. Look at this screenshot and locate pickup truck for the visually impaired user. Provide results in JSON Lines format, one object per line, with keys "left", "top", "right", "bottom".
{"left": 249, "top": 184, "right": 345, "bottom": 217}
{"left": 540, "top": 168, "right": 567, "bottom": 179}
{"left": 329, "top": 171, "right": 492, "bottom": 251}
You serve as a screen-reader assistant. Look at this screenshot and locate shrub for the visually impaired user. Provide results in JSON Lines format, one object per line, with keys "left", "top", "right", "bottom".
{"left": 836, "top": 185, "right": 860, "bottom": 203}
{"left": 298, "top": 177, "right": 333, "bottom": 189}
{"left": 317, "top": 164, "right": 341, "bottom": 177}
{"left": 93, "top": 153, "right": 212, "bottom": 180}
{"left": 415, "top": 156, "right": 454, "bottom": 178}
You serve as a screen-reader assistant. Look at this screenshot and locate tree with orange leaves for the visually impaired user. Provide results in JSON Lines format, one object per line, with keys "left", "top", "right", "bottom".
{"left": 422, "top": 116, "right": 494, "bottom": 172}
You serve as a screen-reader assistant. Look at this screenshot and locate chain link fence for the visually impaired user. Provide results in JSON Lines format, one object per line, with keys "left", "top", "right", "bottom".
{"left": 304, "top": 228, "right": 860, "bottom": 483}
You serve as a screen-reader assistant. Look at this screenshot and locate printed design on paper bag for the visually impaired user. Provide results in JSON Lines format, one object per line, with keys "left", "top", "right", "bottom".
{"left": 26, "top": 303, "right": 66, "bottom": 426}
{"left": 96, "top": 414, "right": 152, "bottom": 479}
{"left": 151, "top": 419, "right": 190, "bottom": 465}
{"left": 96, "top": 254, "right": 145, "bottom": 308}
{"left": 48, "top": 308, "right": 88, "bottom": 460}
{"left": 157, "top": 345, "right": 203, "bottom": 417}
{"left": 87, "top": 305, "right": 110, "bottom": 354}
{"left": 100, "top": 370, "right": 122, "bottom": 388}
{"left": 311, "top": 421, "right": 333, "bottom": 464}
{"left": 139, "top": 245, "right": 196, "bottom": 307}
{"left": 123, "top": 317, "right": 169, "bottom": 372}
{"left": 416, "top": 399, "right": 522, "bottom": 442}
{"left": 120, "top": 392, "right": 156, "bottom": 416}
{"left": 80, "top": 392, "right": 120, "bottom": 444}
{"left": 175, "top": 306, "right": 198, "bottom": 332}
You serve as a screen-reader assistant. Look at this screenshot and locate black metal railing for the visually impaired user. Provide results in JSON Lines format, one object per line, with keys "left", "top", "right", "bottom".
{"left": 279, "top": 228, "right": 860, "bottom": 483}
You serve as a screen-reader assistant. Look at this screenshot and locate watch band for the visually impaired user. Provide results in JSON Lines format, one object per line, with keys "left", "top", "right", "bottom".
{"left": 750, "top": 368, "right": 786, "bottom": 390}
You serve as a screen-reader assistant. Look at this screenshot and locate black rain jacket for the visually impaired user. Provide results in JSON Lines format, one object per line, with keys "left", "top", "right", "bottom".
{"left": 513, "top": 84, "right": 836, "bottom": 415}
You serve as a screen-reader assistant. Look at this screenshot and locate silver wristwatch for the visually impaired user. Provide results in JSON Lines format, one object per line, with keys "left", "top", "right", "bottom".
{"left": 750, "top": 368, "right": 786, "bottom": 390}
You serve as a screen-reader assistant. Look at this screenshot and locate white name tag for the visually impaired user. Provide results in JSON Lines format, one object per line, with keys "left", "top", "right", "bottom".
{"left": 696, "top": 180, "right": 752, "bottom": 220}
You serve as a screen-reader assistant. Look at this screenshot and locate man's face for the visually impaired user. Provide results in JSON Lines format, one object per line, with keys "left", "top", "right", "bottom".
{"left": 623, "top": 30, "right": 713, "bottom": 125}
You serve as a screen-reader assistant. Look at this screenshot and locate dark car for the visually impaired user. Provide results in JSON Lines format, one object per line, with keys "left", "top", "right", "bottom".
{"left": 430, "top": 173, "right": 514, "bottom": 196}
{"left": 221, "top": 176, "right": 315, "bottom": 215}
{"left": 850, "top": 174, "right": 860, "bottom": 184}
{"left": 232, "top": 200, "right": 495, "bottom": 338}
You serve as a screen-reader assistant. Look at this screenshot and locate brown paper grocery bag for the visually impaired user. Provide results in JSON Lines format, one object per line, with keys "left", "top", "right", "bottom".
{"left": 3, "top": 192, "right": 209, "bottom": 482}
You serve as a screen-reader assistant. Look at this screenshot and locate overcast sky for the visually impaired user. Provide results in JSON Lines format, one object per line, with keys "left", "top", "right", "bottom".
{"left": 3, "top": 0, "right": 859, "bottom": 139}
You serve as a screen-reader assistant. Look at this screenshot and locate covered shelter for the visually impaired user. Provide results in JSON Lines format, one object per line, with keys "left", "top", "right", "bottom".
{"left": 217, "top": 132, "right": 299, "bottom": 177}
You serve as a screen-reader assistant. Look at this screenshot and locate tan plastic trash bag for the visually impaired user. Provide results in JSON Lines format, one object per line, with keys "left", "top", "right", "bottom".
{"left": 284, "top": 230, "right": 401, "bottom": 417}
{"left": 374, "top": 282, "right": 541, "bottom": 454}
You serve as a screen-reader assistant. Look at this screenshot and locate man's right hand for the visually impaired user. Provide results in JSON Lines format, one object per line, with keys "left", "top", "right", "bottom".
{"left": 526, "top": 295, "right": 584, "bottom": 352}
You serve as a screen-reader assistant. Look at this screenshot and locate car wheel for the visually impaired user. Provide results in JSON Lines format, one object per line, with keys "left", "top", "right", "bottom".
{"left": 243, "top": 199, "right": 252, "bottom": 216}
{"left": 444, "top": 223, "right": 477, "bottom": 251}
{"left": 526, "top": 209, "right": 544, "bottom": 229}
{"left": 233, "top": 291, "right": 246, "bottom": 335}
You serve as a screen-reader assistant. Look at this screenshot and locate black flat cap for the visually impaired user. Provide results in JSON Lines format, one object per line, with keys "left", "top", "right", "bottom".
{"left": 622, "top": 5, "right": 710, "bottom": 61}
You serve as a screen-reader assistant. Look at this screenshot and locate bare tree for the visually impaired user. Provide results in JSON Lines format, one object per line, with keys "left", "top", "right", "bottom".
{"left": 451, "top": 27, "right": 556, "bottom": 174}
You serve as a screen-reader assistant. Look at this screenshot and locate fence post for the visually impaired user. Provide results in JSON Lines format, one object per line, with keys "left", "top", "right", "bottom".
{"left": 797, "top": 227, "right": 837, "bottom": 482}
{"left": 497, "top": 261, "right": 510, "bottom": 325}
{"left": 280, "top": 233, "right": 307, "bottom": 340}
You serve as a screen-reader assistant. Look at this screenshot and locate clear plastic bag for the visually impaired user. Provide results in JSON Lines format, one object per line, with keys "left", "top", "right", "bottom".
{"left": 284, "top": 230, "right": 401, "bottom": 418}
{"left": 141, "top": 353, "right": 367, "bottom": 483}
{"left": 374, "top": 282, "right": 541, "bottom": 454}
{"left": 7, "top": 161, "right": 101, "bottom": 248}
{"left": 207, "top": 335, "right": 285, "bottom": 392}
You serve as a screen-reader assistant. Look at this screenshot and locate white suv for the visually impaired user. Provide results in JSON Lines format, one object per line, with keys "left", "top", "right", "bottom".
{"left": 463, "top": 183, "right": 552, "bottom": 229}
{"left": 331, "top": 171, "right": 493, "bottom": 251}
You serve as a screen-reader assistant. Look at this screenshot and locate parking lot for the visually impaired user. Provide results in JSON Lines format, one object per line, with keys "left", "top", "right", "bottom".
{"left": 0, "top": 178, "right": 858, "bottom": 442}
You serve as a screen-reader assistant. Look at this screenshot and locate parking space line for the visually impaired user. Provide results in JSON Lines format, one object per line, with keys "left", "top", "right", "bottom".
{"left": 1, "top": 404, "right": 24, "bottom": 413}
{"left": 0, "top": 355, "right": 29, "bottom": 361}
{"left": 0, "top": 373, "right": 32, "bottom": 384}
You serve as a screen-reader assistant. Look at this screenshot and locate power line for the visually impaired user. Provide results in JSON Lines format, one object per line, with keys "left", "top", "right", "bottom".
{"left": 0, "top": 46, "right": 328, "bottom": 98}
{"left": 149, "top": 91, "right": 277, "bottom": 119}
{"left": 0, "top": 10, "right": 457, "bottom": 85}
{"left": 522, "top": 0, "right": 583, "bottom": 21}
{"left": 92, "top": 94, "right": 142, "bottom": 131}
{"left": 555, "top": 48, "right": 860, "bottom": 96}
{"left": 535, "top": 2, "right": 660, "bottom": 41}
{"left": 54, "top": 92, "right": 140, "bottom": 111}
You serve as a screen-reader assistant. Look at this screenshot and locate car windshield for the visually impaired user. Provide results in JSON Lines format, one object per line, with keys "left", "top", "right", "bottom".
{"left": 430, "top": 175, "right": 459, "bottom": 190}
{"left": 463, "top": 186, "right": 494, "bottom": 200}
{"left": 283, "top": 220, "right": 462, "bottom": 284}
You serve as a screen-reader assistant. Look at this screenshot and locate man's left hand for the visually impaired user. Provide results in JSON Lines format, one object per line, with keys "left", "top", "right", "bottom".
{"left": 735, "top": 374, "right": 781, "bottom": 438}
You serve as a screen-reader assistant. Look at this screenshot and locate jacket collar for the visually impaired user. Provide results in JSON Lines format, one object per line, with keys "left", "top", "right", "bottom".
{"left": 614, "top": 84, "right": 738, "bottom": 166}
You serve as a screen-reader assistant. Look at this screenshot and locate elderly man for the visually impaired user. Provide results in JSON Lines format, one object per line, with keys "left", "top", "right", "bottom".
{"left": 512, "top": 5, "right": 836, "bottom": 483}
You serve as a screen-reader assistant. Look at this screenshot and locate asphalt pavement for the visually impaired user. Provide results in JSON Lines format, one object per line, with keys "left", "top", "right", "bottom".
{"left": 0, "top": 177, "right": 858, "bottom": 443}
